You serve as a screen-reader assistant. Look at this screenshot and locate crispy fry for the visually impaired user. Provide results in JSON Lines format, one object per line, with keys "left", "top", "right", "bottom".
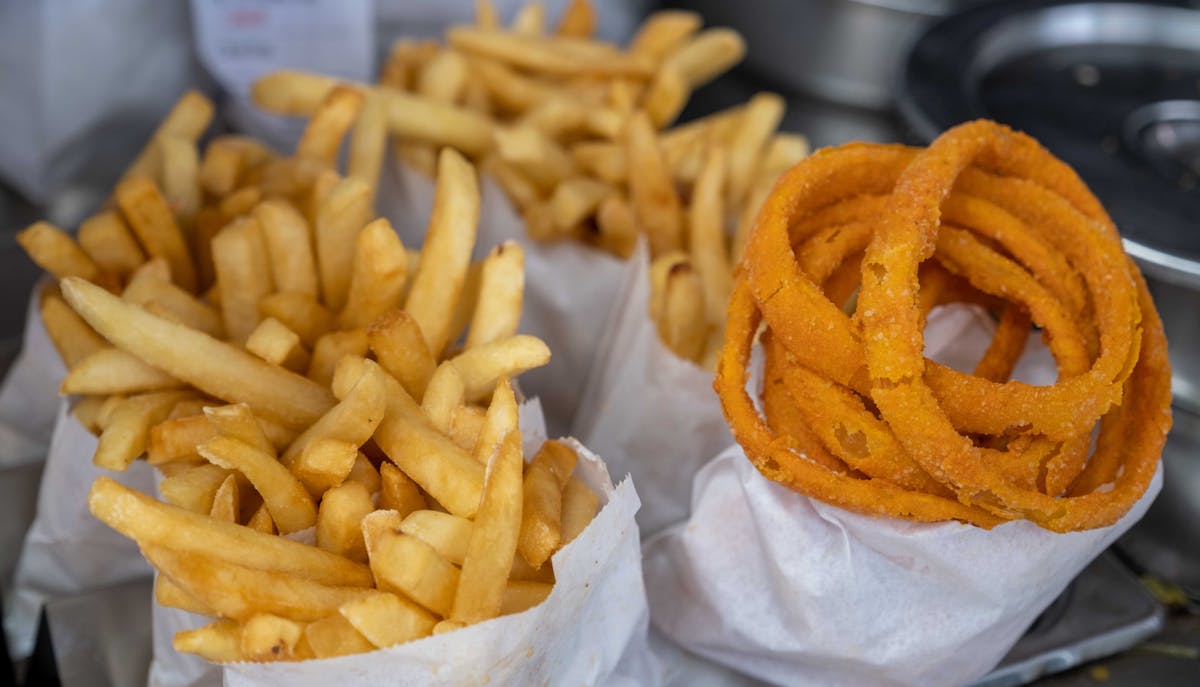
{"left": 422, "top": 363, "right": 466, "bottom": 434}
{"left": 452, "top": 430, "right": 523, "bottom": 623}
{"left": 317, "top": 480, "right": 373, "bottom": 562}
{"left": 39, "top": 289, "right": 109, "bottom": 367}
{"left": 259, "top": 292, "right": 335, "bottom": 348}
{"left": 347, "top": 91, "right": 388, "bottom": 200}
{"left": 689, "top": 146, "right": 732, "bottom": 325}
{"left": 253, "top": 199, "right": 319, "bottom": 299}
{"left": 315, "top": 177, "right": 372, "bottom": 311}
{"left": 95, "top": 390, "right": 193, "bottom": 471}
{"left": 449, "top": 335, "right": 551, "bottom": 402}
{"left": 198, "top": 434, "right": 316, "bottom": 534}
{"left": 404, "top": 149, "right": 480, "bottom": 356}
{"left": 174, "top": 619, "right": 242, "bottom": 663}
{"left": 159, "top": 463, "right": 231, "bottom": 513}
{"left": 625, "top": 112, "right": 683, "bottom": 257}
{"left": 245, "top": 317, "right": 310, "bottom": 372}
{"left": 466, "top": 242, "right": 525, "bottom": 348}
{"left": 296, "top": 86, "right": 364, "bottom": 165}
{"left": 339, "top": 592, "right": 437, "bottom": 648}
{"left": 61, "top": 348, "right": 182, "bottom": 395}
{"left": 307, "top": 329, "right": 369, "bottom": 387}
{"left": 115, "top": 177, "right": 196, "bottom": 291}
{"left": 78, "top": 211, "right": 145, "bottom": 278}
{"left": 124, "top": 90, "right": 214, "bottom": 182}
{"left": 17, "top": 222, "right": 102, "bottom": 283}
{"left": 339, "top": 219, "right": 408, "bottom": 329}
{"left": 560, "top": 476, "right": 599, "bottom": 544}
{"left": 212, "top": 216, "right": 274, "bottom": 343}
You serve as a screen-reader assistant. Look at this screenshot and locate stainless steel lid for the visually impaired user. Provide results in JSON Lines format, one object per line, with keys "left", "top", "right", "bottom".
{"left": 898, "top": 0, "right": 1200, "bottom": 289}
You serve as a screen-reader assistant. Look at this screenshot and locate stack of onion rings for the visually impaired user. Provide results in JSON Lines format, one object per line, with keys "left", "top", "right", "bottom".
{"left": 715, "top": 120, "right": 1172, "bottom": 532}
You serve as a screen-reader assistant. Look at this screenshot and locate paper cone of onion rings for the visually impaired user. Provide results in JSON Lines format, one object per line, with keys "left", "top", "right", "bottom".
{"left": 644, "top": 120, "right": 1171, "bottom": 686}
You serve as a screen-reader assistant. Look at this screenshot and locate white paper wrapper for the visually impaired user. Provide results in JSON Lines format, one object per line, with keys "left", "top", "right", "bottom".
{"left": 0, "top": 286, "right": 68, "bottom": 470}
{"left": 148, "top": 399, "right": 659, "bottom": 687}
{"left": 381, "top": 162, "right": 628, "bottom": 437}
{"left": 4, "top": 402, "right": 155, "bottom": 658}
{"left": 571, "top": 245, "right": 733, "bottom": 536}
{"left": 640, "top": 305, "right": 1162, "bottom": 687}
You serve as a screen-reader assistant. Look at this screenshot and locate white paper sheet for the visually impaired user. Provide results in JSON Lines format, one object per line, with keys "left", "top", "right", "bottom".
{"left": 382, "top": 162, "right": 629, "bottom": 438}
{"left": 571, "top": 244, "right": 733, "bottom": 536}
{"left": 4, "top": 402, "right": 155, "bottom": 659}
{"left": 639, "top": 307, "right": 1163, "bottom": 687}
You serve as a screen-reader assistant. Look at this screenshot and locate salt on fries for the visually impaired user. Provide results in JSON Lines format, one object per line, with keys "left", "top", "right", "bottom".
{"left": 19, "top": 88, "right": 599, "bottom": 663}
{"left": 251, "top": 0, "right": 810, "bottom": 369}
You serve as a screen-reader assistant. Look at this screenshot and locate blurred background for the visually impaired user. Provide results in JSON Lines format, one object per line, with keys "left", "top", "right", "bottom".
{"left": 0, "top": 1, "right": 1197, "bottom": 685}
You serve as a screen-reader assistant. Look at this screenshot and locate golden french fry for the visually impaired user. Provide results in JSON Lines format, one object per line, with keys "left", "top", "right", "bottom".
{"left": 689, "top": 145, "right": 733, "bottom": 325}
{"left": 212, "top": 216, "right": 273, "bottom": 344}
{"left": 123, "top": 268, "right": 224, "bottom": 337}
{"left": 239, "top": 613, "right": 306, "bottom": 661}
{"left": 379, "top": 462, "right": 428, "bottom": 516}
{"left": 594, "top": 194, "right": 638, "bottom": 259}
{"left": 557, "top": 0, "right": 595, "bottom": 37}
{"left": 307, "top": 329, "right": 368, "bottom": 387}
{"left": 404, "top": 149, "right": 480, "bottom": 356}
{"left": 294, "top": 438, "right": 359, "bottom": 497}
{"left": 91, "top": 477, "right": 372, "bottom": 586}
{"left": 200, "top": 135, "right": 272, "bottom": 197}
{"left": 174, "top": 619, "right": 242, "bottom": 663}
{"left": 253, "top": 199, "right": 319, "bottom": 298}
{"left": 417, "top": 50, "right": 469, "bottom": 104}
{"left": 156, "top": 575, "right": 215, "bottom": 616}
{"left": 760, "top": 132, "right": 810, "bottom": 179}
{"left": 17, "top": 222, "right": 102, "bottom": 283}
{"left": 304, "top": 614, "right": 375, "bottom": 659}
{"left": 447, "top": 28, "right": 654, "bottom": 78}
{"left": 157, "top": 136, "right": 201, "bottom": 223}
{"left": 452, "top": 430, "right": 523, "bottom": 624}
{"left": 339, "top": 592, "right": 437, "bottom": 648}
{"left": 339, "top": 219, "right": 408, "bottom": 329}
{"left": 380, "top": 39, "right": 440, "bottom": 91}
{"left": 667, "top": 27, "right": 745, "bottom": 87}
{"left": 95, "top": 394, "right": 127, "bottom": 432}
{"left": 470, "top": 59, "right": 548, "bottom": 114}
{"left": 449, "top": 404, "right": 487, "bottom": 451}
{"left": 317, "top": 480, "right": 374, "bottom": 563}
{"left": 629, "top": 10, "right": 703, "bottom": 60}
{"left": 218, "top": 187, "right": 262, "bottom": 222}
{"left": 95, "top": 390, "right": 193, "bottom": 470}
{"left": 480, "top": 155, "right": 540, "bottom": 209}
{"left": 450, "top": 335, "right": 551, "bottom": 402}
{"left": 550, "top": 177, "right": 610, "bottom": 232}
{"left": 518, "top": 97, "right": 587, "bottom": 138}
{"left": 77, "top": 211, "right": 145, "bottom": 278}
{"left": 570, "top": 142, "right": 625, "bottom": 185}
{"left": 643, "top": 65, "right": 690, "bottom": 128}
{"left": 422, "top": 363, "right": 466, "bottom": 434}
{"left": 203, "top": 403, "right": 274, "bottom": 454}
{"left": 625, "top": 111, "right": 683, "bottom": 257}
{"left": 561, "top": 476, "right": 599, "bottom": 544}
{"left": 733, "top": 177, "right": 773, "bottom": 266}
{"left": 297, "top": 86, "right": 365, "bottom": 165}
{"left": 256, "top": 70, "right": 497, "bottom": 154}
{"left": 245, "top": 317, "right": 310, "bottom": 372}
{"left": 123, "top": 90, "right": 213, "bottom": 182}
{"left": 247, "top": 502, "right": 277, "bottom": 535}
{"left": 259, "top": 291, "right": 335, "bottom": 348}
{"left": 369, "top": 531, "right": 459, "bottom": 616}
{"left": 511, "top": 2, "right": 546, "bottom": 35}
{"left": 400, "top": 509, "right": 472, "bottom": 565}
{"left": 209, "top": 474, "right": 240, "bottom": 522}
{"left": 726, "top": 92, "right": 785, "bottom": 207}
{"left": 518, "top": 440, "right": 578, "bottom": 568}
{"left": 375, "top": 371, "right": 484, "bottom": 517}
{"left": 493, "top": 126, "right": 575, "bottom": 192}
{"left": 473, "top": 378, "right": 518, "bottom": 465}
{"left": 198, "top": 434, "right": 316, "bottom": 534}
{"left": 659, "top": 259, "right": 707, "bottom": 362}
{"left": 61, "top": 348, "right": 182, "bottom": 395}
{"left": 465, "top": 242, "right": 525, "bottom": 349}
{"left": 159, "top": 463, "right": 231, "bottom": 513}
{"left": 148, "top": 415, "right": 214, "bottom": 465}
{"left": 475, "top": 0, "right": 499, "bottom": 28}
{"left": 347, "top": 91, "right": 388, "bottom": 200}
{"left": 114, "top": 177, "right": 196, "bottom": 291}
{"left": 369, "top": 310, "right": 437, "bottom": 400}
{"left": 40, "top": 288, "right": 107, "bottom": 367}
{"left": 501, "top": 580, "right": 553, "bottom": 615}
{"left": 346, "top": 453, "right": 381, "bottom": 494}
{"left": 283, "top": 355, "right": 386, "bottom": 467}
{"left": 315, "top": 177, "right": 372, "bottom": 311}
{"left": 72, "top": 395, "right": 107, "bottom": 434}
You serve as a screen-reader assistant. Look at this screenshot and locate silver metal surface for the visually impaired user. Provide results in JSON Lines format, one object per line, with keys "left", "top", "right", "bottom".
{"left": 677, "top": 0, "right": 979, "bottom": 110}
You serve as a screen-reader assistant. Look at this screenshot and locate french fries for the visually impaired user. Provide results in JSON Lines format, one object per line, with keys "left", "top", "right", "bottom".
{"left": 253, "top": 0, "right": 809, "bottom": 369}
{"left": 19, "top": 87, "right": 603, "bottom": 665}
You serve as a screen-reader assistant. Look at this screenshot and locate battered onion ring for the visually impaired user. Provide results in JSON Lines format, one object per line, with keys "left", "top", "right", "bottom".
{"left": 717, "top": 120, "right": 1171, "bottom": 531}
